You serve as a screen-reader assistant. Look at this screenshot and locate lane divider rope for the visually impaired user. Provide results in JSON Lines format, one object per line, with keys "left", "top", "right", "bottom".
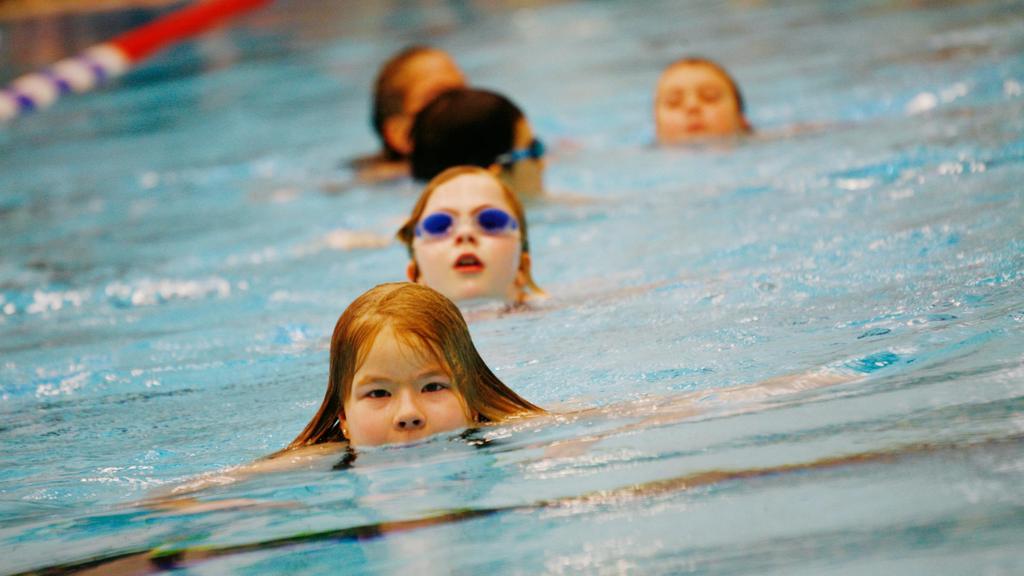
{"left": 0, "top": 0, "right": 273, "bottom": 123}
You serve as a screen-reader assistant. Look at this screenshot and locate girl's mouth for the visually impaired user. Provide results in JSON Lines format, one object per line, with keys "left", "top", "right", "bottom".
{"left": 453, "top": 253, "right": 484, "bottom": 273}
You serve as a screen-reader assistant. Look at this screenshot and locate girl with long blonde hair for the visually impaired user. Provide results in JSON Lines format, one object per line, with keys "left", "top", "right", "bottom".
{"left": 289, "top": 282, "right": 543, "bottom": 449}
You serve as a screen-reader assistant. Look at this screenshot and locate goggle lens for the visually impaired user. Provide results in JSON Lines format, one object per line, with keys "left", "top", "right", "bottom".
{"left": 415, "top": 208, "right": 518, "bottom": 239}
{"left": 418, "top": 212, "right": 454, "bottom": 237}
{"left": 476, "top": 208, "right": 516, "bottom": 233}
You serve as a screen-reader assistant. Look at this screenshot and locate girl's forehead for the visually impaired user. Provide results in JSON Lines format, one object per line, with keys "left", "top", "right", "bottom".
{"left": 660, "top": 63, "right": 731, "bottom": 89}
{"left": 404, "top": 51, "right": 458, "bottom": 74}
{"left": 423, "top": 174, "right": 513, "bottom": 213}
{"left": 400, "top": 53, "right": 466, "bottom": 110}
{"left": 354, "top": 323, "right": 450, "bottom": 375}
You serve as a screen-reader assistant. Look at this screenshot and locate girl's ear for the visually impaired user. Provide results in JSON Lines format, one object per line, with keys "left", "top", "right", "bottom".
{"left": 406, "top": 260, "right": 419, "bottom": 282}
{"left": 383, "top": 115, "right": 414, "bottom": 157}
{"left": 338, "top": 409, "right": 350, "bottom": 439}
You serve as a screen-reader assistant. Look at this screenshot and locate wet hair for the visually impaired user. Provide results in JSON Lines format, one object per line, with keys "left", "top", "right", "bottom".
{"left": 410, "top": 88, "right": 524, "bottom": 181}
{"left": 663, "top": 57, "right": 748, "bottom": 119}
{"left": 287, "top": 282, "right": 543, "bottom": 449}
{"left": 396, "top": 166, "right": 544, "bottom": 299}
{"left": 371, "top": 45, "right": 447, "bottom": 159}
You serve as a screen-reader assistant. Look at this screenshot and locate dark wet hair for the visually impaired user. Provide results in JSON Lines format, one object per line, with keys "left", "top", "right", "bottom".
{"left": 410, "top": 88, "right": 524, "bottom": 181}
{"left": 371, "top": 45, "right": 437, "bottom": 159}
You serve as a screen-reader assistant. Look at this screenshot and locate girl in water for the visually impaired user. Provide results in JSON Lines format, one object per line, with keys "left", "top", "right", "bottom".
{"left": 154, "top": 281, "right": 859, "bottom": 501}
{"left": 350, "top": 45, "right": 467, "bottom": 183}
{"left": 411, "top": 88, "right": 546, "bottom": 198}
{"left": 396, "top": 166, "right": 545, "bottom": 306}
{"left": 288, "top": 281, "right": 544, "bottom": 449}
{"left": 286, "top": 282, "right": 852, "bottom": 453}
{"left": 147, "top": 281, "right": 539, "bottom": 505}
{"left": 654, "top": 57, "right": 751, "bottom": 144}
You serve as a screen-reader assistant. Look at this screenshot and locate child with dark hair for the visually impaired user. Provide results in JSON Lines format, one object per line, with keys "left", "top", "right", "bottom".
{"left": 411, "top": 88, "right": 545, "bottom": 198}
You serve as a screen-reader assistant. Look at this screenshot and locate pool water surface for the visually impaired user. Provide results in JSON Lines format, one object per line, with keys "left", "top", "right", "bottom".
{"left": 1, "top": 0, "right": 1023, "bottom": 574}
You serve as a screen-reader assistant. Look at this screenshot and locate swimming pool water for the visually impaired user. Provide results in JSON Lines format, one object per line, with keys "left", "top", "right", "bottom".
{"left": 1, "top": 0, "right": 1023, "bottom": 573}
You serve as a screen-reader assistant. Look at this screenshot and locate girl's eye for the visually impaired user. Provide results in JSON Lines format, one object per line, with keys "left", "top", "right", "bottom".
{"left": 699, "top": 86, "right": 722, "bottom": 103}
{"left": 422, "top": 382, "right": 447, "bottom": 393}
{"left": 366, "top": 389, "right": 390, "bottom": 399}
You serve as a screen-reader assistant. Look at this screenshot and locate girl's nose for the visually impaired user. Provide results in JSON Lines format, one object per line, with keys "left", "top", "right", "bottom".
{"left": 454, "top": 232, "right": 478, "bottom": 245}
{"left": 683, "top": 93, "right": 702, "bottom": 114}
{"left": 393, "top": 393, "right": 426, "bottom": 430}
{"left": 453, "top": 221, "right": 478, "bottom": 245}
{"left": 396, "top": 414, "right": 424, "bottom": 429}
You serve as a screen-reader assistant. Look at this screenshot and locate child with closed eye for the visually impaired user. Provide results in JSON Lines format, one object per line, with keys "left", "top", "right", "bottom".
{"left": 654, "top": 57, "right": 752, "bottom": 144}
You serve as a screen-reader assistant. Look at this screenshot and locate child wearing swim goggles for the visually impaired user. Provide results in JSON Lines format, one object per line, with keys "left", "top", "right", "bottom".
{"left": 654, "top": 57, "right": 751, "bottom": 144}
{"left": 397, "top": 166, "right": 545, "bottom": 305}
{"left": 411, "top": 88, "right": 545, "bottom": 198}
{"left": 288, "top": 282, "right": 543, "bottom": 448}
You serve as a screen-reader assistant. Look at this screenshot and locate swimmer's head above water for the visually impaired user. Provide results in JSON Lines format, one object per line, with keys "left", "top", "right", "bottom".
{"left": 654, "top": 57, "right": 751, "bottom": 144}
{"left": 397, "top": 166, "right": 544, "bottom": 305}
{"left": 288, "top": 283, "right": 543, "bottom": 448}
{"left": 372, "top": 46, "right": 467, "bottom": 160}
{"left": 411, "top": 88, "right": 545, "bottom": 198}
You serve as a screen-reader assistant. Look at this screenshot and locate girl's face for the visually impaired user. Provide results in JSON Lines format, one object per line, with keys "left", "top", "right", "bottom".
{"left": 342, "top": 325, "right": 471, "bottom": 447}
{"left": 410, "top": 173, "right": 525, "bottom": 303}
{"left": 655, "top": 63, "right": 745, "bottom": 143}
{"left": 385, "top": 52, "right": 466, "bottom": 156}
{"left": 401, "top": 52, "right": 466, "bottom": 120}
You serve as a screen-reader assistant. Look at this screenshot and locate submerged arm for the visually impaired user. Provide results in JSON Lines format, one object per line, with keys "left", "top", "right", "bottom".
{"left": 543, "top": 369, "right": 860, "bottom": 458}
{"left": 142, "top": 442, "right": 347, "bottom": 512}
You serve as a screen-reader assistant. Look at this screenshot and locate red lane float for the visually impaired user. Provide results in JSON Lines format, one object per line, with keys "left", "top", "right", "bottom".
{"left": 0, "top": 0, "right": 273, "bottom": 122}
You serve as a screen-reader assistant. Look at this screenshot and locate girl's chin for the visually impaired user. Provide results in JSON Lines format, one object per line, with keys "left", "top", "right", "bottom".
{"left": 450, "top": 283, "right": 504, "bottom": 302}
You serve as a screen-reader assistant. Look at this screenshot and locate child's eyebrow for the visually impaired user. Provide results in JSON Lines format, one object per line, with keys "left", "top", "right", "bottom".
{"left": 353, "top": 368, "right": 448, "bottom": 387}
{"left": 353, "top": 374, "right": 394, "bottom": 387}
{"left": 425, "top": 206, "right": 458, "bottom": 214}
{"left": 415, "top": 368, "right": 450, "bottom": 380}
{"left": 429, "top": 204, "right": 498, "bottom": 215}
{"left": 470, "top": 204, "right": 499, "bottom": 215}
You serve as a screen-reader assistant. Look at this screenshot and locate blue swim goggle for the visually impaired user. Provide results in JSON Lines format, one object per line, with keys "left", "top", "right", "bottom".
{"left": 415, "top": 208, "right": 519, "bottom": 239}
{"left": 493, "top": 138, "right": 545, "bottom": 168}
